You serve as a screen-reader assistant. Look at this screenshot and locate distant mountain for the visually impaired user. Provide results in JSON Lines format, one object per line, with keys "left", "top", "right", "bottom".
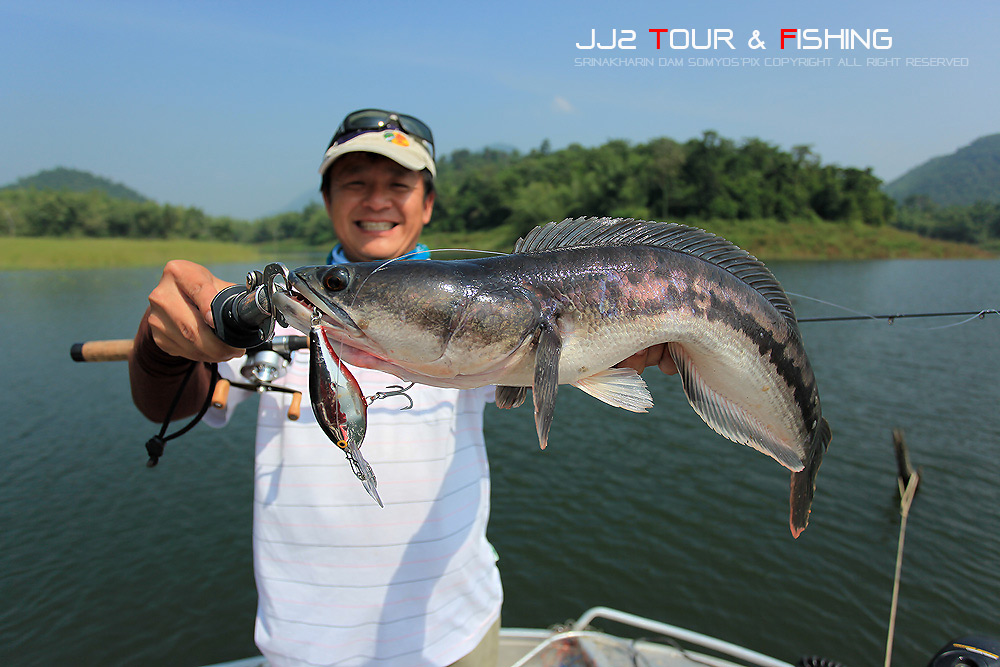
{"left": 884, "top": 134, "right": 1000, "bottom": 206}
{"left": 1, "top": 167, "right": 149, "bottom": 202}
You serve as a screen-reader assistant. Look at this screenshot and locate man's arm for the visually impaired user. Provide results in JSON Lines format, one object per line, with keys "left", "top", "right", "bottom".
{"left": 129, "top": 311, "right": 216, "bottom": 422}
{"left": 128, "top": 260, "right": 244, "bottom": 422}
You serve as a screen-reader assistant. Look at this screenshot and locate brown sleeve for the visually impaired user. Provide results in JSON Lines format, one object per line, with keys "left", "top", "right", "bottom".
{"left": 128, "top": 307, "right": 215, "bottom": 423}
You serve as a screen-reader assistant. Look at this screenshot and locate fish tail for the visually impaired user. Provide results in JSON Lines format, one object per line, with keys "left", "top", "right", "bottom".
{"left": 789, "top": 417, "right": 832, "bottom": 538}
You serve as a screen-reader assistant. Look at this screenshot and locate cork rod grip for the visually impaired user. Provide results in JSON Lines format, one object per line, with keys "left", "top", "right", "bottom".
{"left": 70, "top": 339, "right": 134, "bottom": 362}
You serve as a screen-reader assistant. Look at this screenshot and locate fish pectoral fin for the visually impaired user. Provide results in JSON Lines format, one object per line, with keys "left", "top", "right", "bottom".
{"left": 667, "top": 342, "right": 804, "bottom": 472}
{"left": 573, "top": 367, "right": 653, "bottom": 413}
{"left": 532, "top": 324, "right": 562, "bottom": 450}
{"left": 495, "top": 385, "right": 528, "bottom": 409}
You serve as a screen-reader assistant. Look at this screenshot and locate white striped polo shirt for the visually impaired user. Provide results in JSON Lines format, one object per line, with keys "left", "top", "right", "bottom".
{"left": 209, "top": 329, "right": 501, "bottom": 666}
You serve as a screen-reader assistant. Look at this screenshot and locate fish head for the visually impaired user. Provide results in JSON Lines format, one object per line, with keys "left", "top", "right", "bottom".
{"left": 281, "top": 260, "right": 542, "bottom": 383}
{"left": 285, "top": 261, "right": 478, "bottom": 371}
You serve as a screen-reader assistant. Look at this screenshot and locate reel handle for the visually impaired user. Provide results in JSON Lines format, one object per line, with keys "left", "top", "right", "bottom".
{"left": 211, "top": 378, "right": 231, "bottom": 410}
{"left": 288, "top": 391, "right": 303, "bottom": 421}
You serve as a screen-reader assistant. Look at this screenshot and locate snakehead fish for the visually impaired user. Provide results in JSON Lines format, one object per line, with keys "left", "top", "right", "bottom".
{"left": 275, "top": 217, "right": 832, "bottom": 537}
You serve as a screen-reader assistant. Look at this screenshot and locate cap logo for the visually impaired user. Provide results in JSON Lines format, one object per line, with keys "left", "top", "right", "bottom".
{"left": 383, "top": 131, "right": 410, "bottom": 147}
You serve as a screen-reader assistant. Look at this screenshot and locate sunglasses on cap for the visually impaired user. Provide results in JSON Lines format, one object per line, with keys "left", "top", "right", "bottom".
{"left": 329, "top": 109, "right": 435, "bottom": 159}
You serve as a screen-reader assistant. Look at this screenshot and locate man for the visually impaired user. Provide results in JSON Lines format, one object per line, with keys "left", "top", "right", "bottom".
{"left": 129, "top": 108, "right": 676, "bottom": 666}
{"left": 131, "top": 109, "right": 503, "bottom": 667}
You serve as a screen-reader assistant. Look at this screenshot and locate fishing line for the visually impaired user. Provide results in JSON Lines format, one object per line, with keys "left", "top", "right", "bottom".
{"left": 358, "top": 246, "right": 510, "bottom": 288}
{"left": 920, "top": 310, "right": 999, "bottom": 330}
{"left": 786, "top": 291, "right": 999, "bottom": 327}
{"left": 345, "top": 247, "right": 509, "bottom": 319}
{"left": 786, "top": 291, "right": 879, "bottom": 321}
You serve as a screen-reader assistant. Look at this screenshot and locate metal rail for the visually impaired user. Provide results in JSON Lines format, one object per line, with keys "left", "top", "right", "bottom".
{"left": 571, "top": 606, "right": 795, "bottom": 667}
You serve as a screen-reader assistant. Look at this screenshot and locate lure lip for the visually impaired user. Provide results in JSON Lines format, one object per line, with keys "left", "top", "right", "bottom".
{"left": 361, "top": 472, "right": 383, "bottom": 508}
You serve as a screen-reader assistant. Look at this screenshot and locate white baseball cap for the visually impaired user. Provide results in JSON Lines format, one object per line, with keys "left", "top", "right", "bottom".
{"left": 319, "top": 109, "right": 436, "bottom": 178}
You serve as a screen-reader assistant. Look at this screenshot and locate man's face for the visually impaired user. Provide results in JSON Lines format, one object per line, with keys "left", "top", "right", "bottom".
{"left": 323, "top": 152, "right": 434, "bottom": 262}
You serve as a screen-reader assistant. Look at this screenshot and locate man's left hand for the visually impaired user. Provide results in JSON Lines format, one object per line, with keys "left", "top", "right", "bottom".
{"left": 616, "top": 344, "right": 678, "bottom": 376}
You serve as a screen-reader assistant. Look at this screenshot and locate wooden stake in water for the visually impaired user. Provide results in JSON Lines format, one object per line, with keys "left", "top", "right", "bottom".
{"left": 884, "top": 429, "right": 920, "bottom": 667}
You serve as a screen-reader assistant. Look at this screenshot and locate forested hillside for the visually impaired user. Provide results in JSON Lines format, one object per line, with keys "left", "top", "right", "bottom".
{"left": 885, "top": 134, "right": 1000, "bottom": 207}
{"left": 432, "top": 132, "right": 893, "bottom": 236}
{"left": 4, "top": 132, "right": 998, "bottom": 248}
{"left": 0, "top": 188, "right": 247, "bottom": 240}
{"left": 885, "top": 134, "right": 1000, "bottom": 245}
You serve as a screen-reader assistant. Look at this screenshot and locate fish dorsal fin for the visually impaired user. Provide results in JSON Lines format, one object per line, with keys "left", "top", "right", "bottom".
{"left": 515, "top": 217, "right": 798, "bottom": 328}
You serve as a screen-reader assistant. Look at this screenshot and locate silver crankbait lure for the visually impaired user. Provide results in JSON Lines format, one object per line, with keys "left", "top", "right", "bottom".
{"left": 308, "top": 311, "right": 382, "bottom": 507}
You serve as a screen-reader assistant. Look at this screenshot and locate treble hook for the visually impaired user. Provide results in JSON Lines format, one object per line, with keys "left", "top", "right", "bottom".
{"left": 367, "top": 382, "right": 415, "bottom": 410}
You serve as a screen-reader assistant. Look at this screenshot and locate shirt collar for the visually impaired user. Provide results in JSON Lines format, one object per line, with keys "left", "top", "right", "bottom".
{"left": 326, "top": 242, "right": 431, "bottom": 265}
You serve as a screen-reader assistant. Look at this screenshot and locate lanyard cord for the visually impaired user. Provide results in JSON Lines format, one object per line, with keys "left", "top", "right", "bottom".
{"left": 145, "top": 361, "right": 220, "bottom": 467}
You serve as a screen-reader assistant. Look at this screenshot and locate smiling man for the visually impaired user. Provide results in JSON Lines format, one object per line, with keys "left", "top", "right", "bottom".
{"left": 323, "top": 152, "right": 433, "bottom": 261}
{"left": 318, "top": 113, "right": 436, "bottom": 263}
{"left": 129, "top": 108, "right": 675, "bottom": 667}
{"left": 130, "top": 109, "right": 504, "bottom": 667}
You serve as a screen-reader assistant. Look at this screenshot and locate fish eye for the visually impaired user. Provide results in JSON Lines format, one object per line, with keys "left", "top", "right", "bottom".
{"left": 323, "top": 266, "right": 351, "bottom": 292}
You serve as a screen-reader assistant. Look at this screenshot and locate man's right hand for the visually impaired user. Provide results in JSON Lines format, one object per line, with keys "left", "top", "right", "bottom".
{"left": 146, "top": 259, "right": 245, "bottom": 362}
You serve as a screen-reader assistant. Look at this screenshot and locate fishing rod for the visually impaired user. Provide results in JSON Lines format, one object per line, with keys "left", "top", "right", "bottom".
{"left": 799, "top": 309, "right": 999, "bottom": 324}
{"left": 73, "top": 307, "right": 999, "bottom": 362}
{"left": 72, "top": 298, "right": 999, "bottom": 365}
{"left": 786, "top": 289, "right": 999, "bottom": 325}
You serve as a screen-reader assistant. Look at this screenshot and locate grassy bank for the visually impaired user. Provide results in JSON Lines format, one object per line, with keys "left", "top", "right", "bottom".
{"left": 1, "top": 222, "right": 991, "bottom": 270}
{"left": 428, "top": 219, "right": 994, "bottom": 260}
{"left": 0, "top": 237, "right": 266, "bottom": 270}
{"left": 689, "top": 219, "right": 994, "bottom": 260}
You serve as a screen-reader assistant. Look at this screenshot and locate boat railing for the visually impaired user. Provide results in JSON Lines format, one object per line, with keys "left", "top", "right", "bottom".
{"left": 537, "top": 606, "right": 797, "bottom": 667}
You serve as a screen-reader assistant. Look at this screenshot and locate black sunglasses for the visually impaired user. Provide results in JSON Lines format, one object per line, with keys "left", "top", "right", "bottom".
{"left": 329, "top": 108, "right": 435, "bottom": 159}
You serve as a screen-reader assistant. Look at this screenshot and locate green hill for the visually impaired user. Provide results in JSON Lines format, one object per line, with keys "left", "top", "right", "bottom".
{"left": 884, "top": 134, "right": 1000, "bottom": 206}
{"left": 1, "top": 166, "right": 149, "bottom": 203}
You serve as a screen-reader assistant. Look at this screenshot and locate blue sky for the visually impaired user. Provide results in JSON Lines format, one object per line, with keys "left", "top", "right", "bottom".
{"left": 1, "top": 0, "right": 997, "bottom": 219}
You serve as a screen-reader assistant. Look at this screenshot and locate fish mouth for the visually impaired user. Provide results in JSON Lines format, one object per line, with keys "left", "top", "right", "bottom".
{"left": 276, "top": 273, "right": 414, "bottom": 377}
{"left": 280, "top": 270, "right": 363, "bottom": 338}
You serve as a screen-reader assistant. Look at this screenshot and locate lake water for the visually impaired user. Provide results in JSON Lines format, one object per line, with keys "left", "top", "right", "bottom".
{"left": 1, "top": 257, "right": 998, "bottom": 666}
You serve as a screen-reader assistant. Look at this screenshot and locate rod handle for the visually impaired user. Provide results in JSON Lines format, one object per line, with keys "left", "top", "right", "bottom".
{"left": 70, "top": 339, "right": 133, "bottom": 362}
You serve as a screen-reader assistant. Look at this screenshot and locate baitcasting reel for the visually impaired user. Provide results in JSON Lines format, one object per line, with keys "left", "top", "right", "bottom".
{"left": 208, "top": 262, "right": 308, "bottom": 419}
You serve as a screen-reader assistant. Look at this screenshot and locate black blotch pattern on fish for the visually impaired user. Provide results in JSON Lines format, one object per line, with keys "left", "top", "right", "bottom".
{"left": 685, "top": 269, "right": 819, "bottom": 427}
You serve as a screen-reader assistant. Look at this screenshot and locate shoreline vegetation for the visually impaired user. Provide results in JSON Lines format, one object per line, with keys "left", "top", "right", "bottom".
{"left": 1, "top": 221, "right": 991, "bottom": 271}
{"left": 6, "top": 135, "right": 999, "bottom": 270}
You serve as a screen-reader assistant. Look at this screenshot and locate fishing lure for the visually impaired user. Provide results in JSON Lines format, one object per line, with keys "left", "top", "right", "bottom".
{"left": 308, "top": 311, "right": 382, "bottom": 507}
